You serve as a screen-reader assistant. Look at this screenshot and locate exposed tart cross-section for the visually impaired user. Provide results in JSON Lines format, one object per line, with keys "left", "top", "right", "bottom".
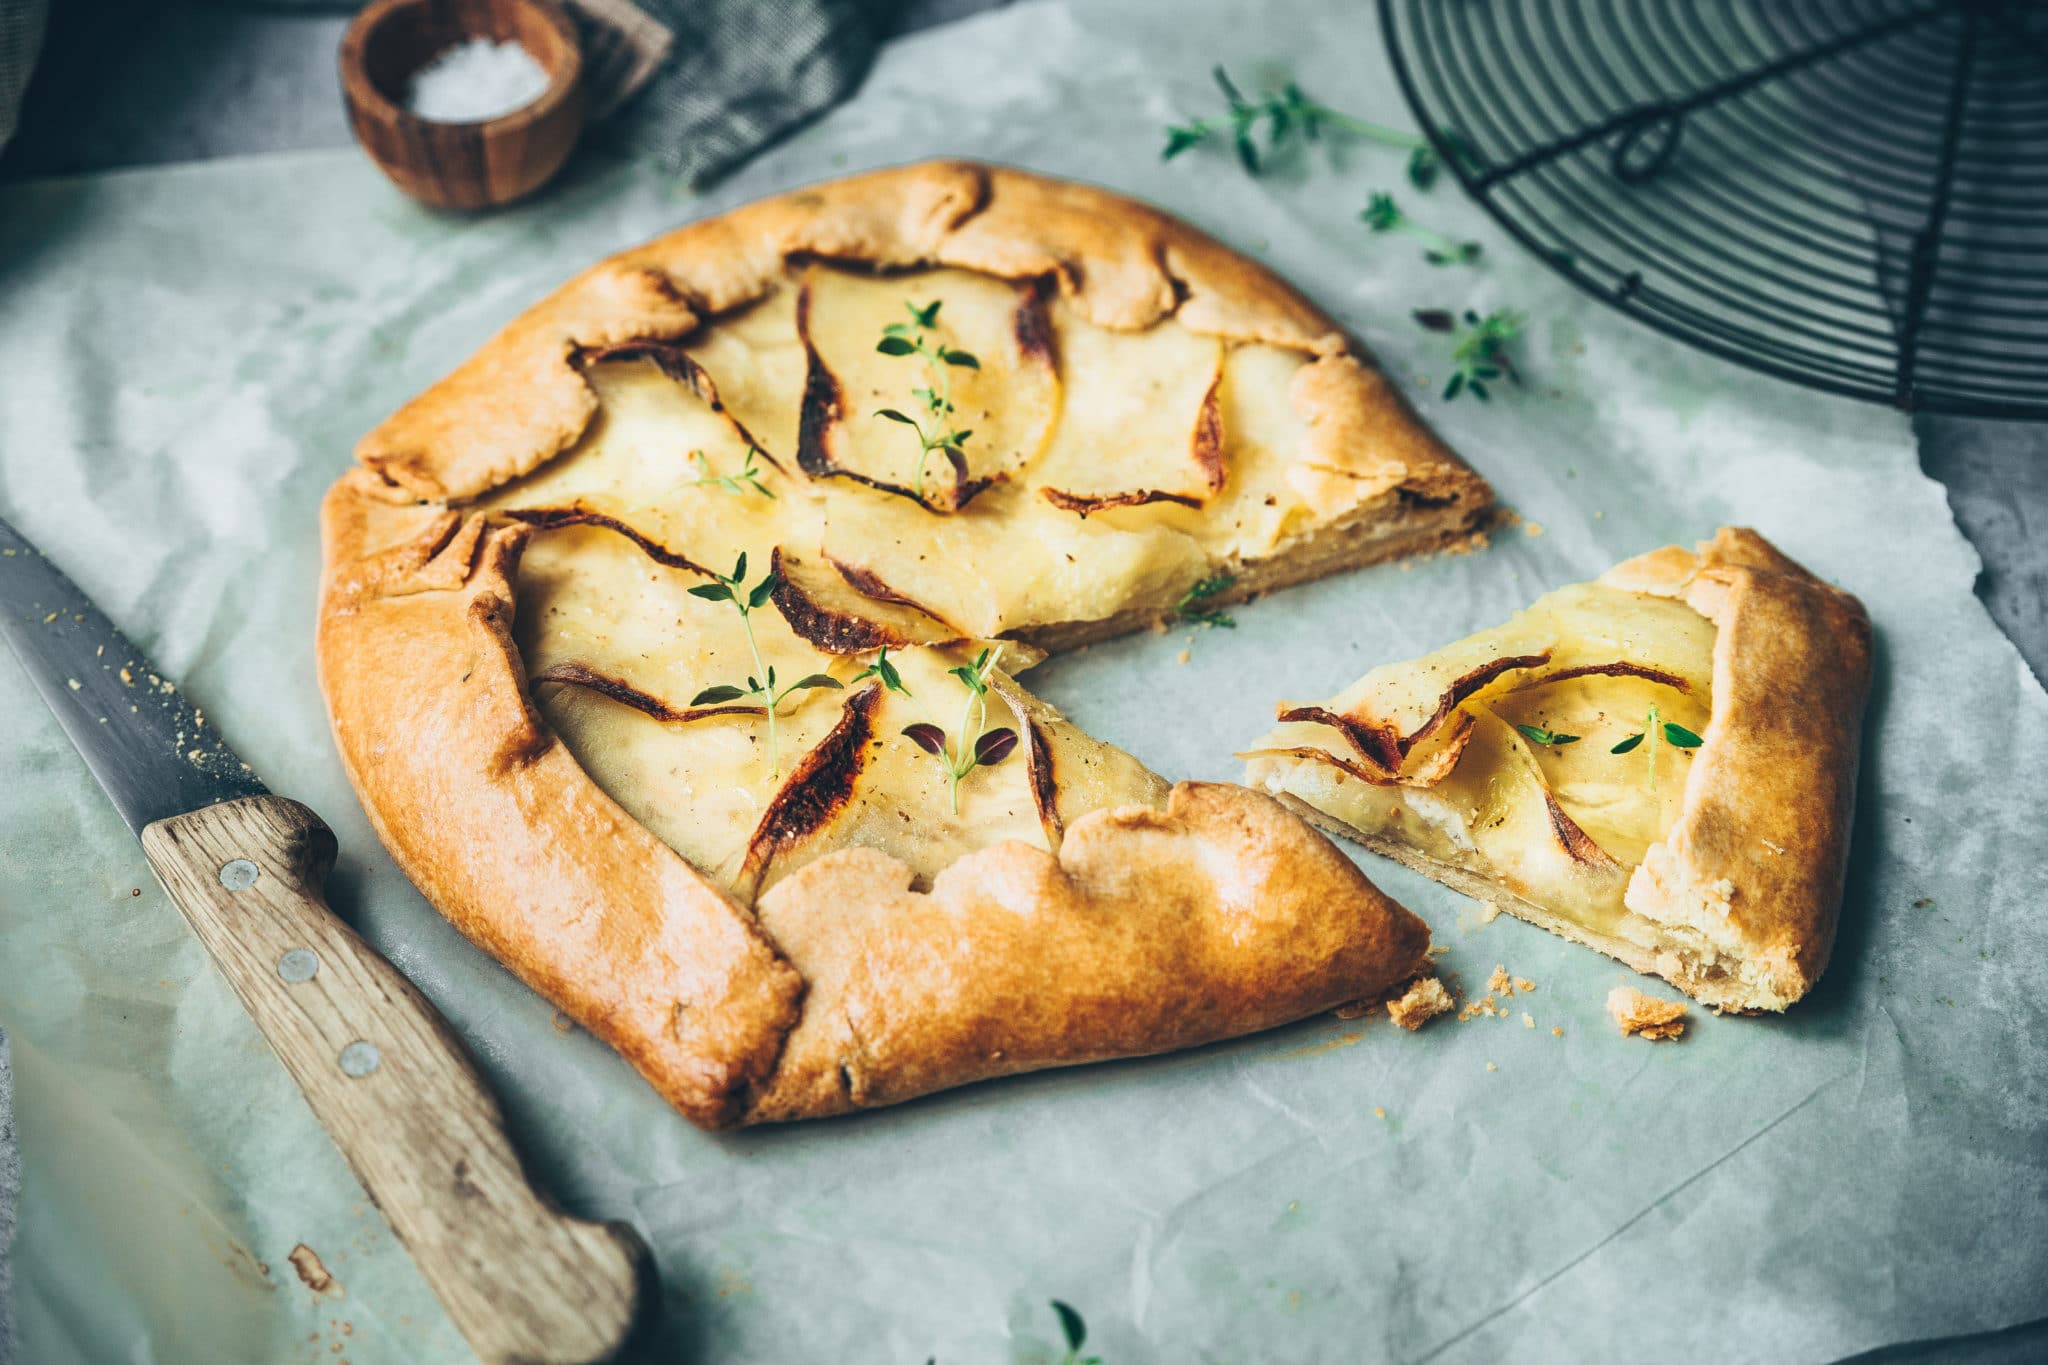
{"left": 319, "top": 161, "right": 1490, "bottom": 1128}
{"left": 1244, "top": 528, "right": 1871, "bottom": 1013}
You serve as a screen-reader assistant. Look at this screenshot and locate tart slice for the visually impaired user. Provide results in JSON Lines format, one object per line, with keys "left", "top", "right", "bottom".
{"left": 1242, "top": 529, "right": 1871, "bottom": 1011}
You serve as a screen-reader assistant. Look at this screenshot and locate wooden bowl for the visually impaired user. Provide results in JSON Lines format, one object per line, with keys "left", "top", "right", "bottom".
{"left": 340, "top": 0, "right": 586, "bottom": 211}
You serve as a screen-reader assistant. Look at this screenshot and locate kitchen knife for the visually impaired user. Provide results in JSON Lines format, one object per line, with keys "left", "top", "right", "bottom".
{"left": 0, "top": 514, "right": 645, "bottom": 1365}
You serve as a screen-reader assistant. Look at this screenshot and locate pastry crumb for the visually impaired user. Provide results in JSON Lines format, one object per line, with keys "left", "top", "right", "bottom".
{"left": 1608, "top": 986, "right": 1688, "bottom": 1040}
{"left": 1485, "top": 1061, "right": 1498, "bottom": 1071}
{"left": 1552, "top": 1026, "right": 1564, "bottom": 1037}
{"left": 1373, "top": 1106, "right": 1387, "bottom": 1119}
{"left": 1522, "top": 1012, "right": 1535, "bottom": 1029}
{"left": 1514, "top": 976, "right": 1536, "bottom": 994}
{"left": 1386, "top": 976, "right": 1455, "bottom": 1031}
{"left": 1524, "top": 520, "right": 1545, "bottom": 537}
{"left": 1478, "top": 900, "right": 1502, "bottom": 923}
{"left": 1176, "top": 647, "right": 1191, "bottom": 665}
{"left": 1487, "top": 966, "right": 1514, "bottom": 996}
{"left": 1425, "top": 942, "right": 1451, "bottom": 958}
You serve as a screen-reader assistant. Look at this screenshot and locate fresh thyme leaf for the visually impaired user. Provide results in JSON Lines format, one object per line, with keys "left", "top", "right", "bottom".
{"left": 872, "top": 302, "right": 978, "bottom": 504}
{"left": 1052, "top": 1300, "right": 1087, "bottom": 1353}
{"left": 1611, "top": 732, "right": 1645, "bottom": 754}
{"left": 1407, "top": 144, "right": 1441, "bottom": 189}
{"left": 685, "top": 557, "right": 834, "bottom": 778}
{"left": 1163, "top": 68, "right": 1438, "bottom": 183}
{"left": 851, "top": 646, "right": 911, "bottom": 697}
{"left": 1175, "top": 572, "right": 1237, "bottom": 628}
{"left": 903, "top": 722, "right": 948, "bottom": 755}
{"left": 683, "top": 446, "right": 776, "bottom": 499}
{"left": 1440, "top": 309, "right": 1526, "bottom": 403}
{"left": 1662, "top": 722, "right": 1704, "bottom": 748}
{"left": 974, "top": 728, "right": 1019, "bottom": 765}
{"left": 1515, "top": 724, "right": 1581, "bottom": 746}
{"left": 903, "top": 645, "right": 1009, "bottom": 812}
{"left": 785, "top": 673, "right": 843, "bottom": 694}
{"left": 1363, "top": 191, "right": 1481, "bottom": 266}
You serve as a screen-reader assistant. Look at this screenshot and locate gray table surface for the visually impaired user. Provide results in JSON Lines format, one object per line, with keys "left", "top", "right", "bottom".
{"left": 0, "top": 5, "right": 2042, "bottom": 1365}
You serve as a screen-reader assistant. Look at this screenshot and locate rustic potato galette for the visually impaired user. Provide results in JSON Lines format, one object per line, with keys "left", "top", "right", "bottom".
{"left": 318, "top": 161, "right": 1492, "bottom": 1127}
{"left": 1244, "top": 528, "right": 1871, "bottom": 1012}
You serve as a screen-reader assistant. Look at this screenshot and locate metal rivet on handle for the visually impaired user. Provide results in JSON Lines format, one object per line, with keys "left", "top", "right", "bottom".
{"left": 219, "top": 858, "right": 260, "bottom": 891}
{"left": 277, "top": 948, "right": 319, "bottom": 983}
{"left": 338, "top": 1040, "right": 382, "bottom": 1078}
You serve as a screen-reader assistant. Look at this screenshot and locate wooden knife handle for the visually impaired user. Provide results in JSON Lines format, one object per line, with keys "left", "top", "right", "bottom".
{"left": 142, "top": 795, "right": 645, "bottom": 1364}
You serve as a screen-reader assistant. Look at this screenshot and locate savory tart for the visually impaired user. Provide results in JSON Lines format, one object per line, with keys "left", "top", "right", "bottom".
{"left": 319, "top": 160, "right": 1491, "bottom": 1128}
{"left": 1243, "top": 529, "right": 1871, "bottom": 1012}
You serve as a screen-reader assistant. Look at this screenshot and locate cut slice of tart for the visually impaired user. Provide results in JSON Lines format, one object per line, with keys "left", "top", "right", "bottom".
{"left": 319, "top": 161, "right": 1482, "bottom": 1128}
{"left": 1242, "top": 528, "right": 1871, "bottom": 1011}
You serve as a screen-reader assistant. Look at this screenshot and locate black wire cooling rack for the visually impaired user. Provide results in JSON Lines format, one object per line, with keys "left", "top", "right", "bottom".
{"left": 1380, "top": 0, "right": 2048, "bottom": 419}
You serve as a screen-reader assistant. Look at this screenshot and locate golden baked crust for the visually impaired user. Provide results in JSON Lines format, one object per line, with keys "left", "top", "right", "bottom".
{"left": 1247, "top": 528, "right": 1872, "bottom": 1012}
{"left": 319, "top": 161, "right": 1474, "bottom": 1127}
{"left": 1607, "top": 986, "right": 1688, "bottom": 1040}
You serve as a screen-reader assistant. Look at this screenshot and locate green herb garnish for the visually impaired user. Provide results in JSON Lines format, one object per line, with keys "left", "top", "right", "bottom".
{"left": 1175, "top": 572, "right": 1237, "bottom": 628}
{"left": 1433, "top": 308, "right": 1525, "bottom": 401}
{"left": 686, "top": 446, "right": 774, "bottom": 499}
{"left": 687, "top": 552, "right": 841, "bottom": 777}
{"left": 849, "top": 645, "right": 911, "bottom": 699}
{"left": 1515, "top": 724, "right": 1580, "bottom": 746}
{"left": 1163, "top": 67, "right": 1445, "bottom": 187}
{"left": 874, "top": 299, "right": 979, "bottom": 505}
{"left": 1609, "top": 704, "right": 1703, "bottom": 790}
{"left": 899, "top": 645, "right": 1017, "bottom": 814}
{"left": 1362, "top": 191, "right": 1481, "bottom": 265}
{"left": 1050, "top": 1300, "right": 1106, "bottom": 1365}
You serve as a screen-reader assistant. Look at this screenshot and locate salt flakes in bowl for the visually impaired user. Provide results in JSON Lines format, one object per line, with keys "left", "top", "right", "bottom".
{"left": 406, "top": 37, "right": 552, "bottom": 124}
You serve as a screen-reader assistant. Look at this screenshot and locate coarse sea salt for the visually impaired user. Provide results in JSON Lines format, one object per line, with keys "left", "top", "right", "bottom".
{"left": 405, "top": 36, "right": 551, "bottom": 123}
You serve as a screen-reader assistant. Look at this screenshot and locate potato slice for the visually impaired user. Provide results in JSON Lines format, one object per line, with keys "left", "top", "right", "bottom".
{"left": 796, "top": 265, "right": 1058, "bottom": 509}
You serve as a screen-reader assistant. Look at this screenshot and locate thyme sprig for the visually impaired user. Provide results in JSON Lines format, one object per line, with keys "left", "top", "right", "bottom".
{"left": 1363, "top": 191, "right": 1481, "bottom": 266}
{"left": 899, "top": 645, "right": 1017, "bottom": 814}
{"left": 686, "top": 446, "right": 774, "bottom": 499}
{"left": 687, "top": 552, "right": 841, "bottom": 777}
{"left": 1610, "top": 703, "right": 1703, "bottom": 791}
{"left": 1415, "top": 307, "right": 1525, "bottom": 401}
{"left": 1163, "top": 67, "right": 1445, "bottom": 188}
{"left": 1515, "top": 724, "right": 1580, "bottom": 747}
{"left": 849, "top": 645, "right": 910, "bottom": 698}
{"left": 874, "top": 300, "right": 980, "bottom": 504}
{"left": 1175, "top": 572, "right": 1237, "bottom": 628}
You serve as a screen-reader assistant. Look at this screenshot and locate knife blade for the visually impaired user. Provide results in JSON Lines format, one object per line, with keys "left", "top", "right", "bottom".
{"left": 0, "top": 514, "right": 645, "bottom": 1364}
{"left": 0, "top": 519, "right": 269, "bottom": 829}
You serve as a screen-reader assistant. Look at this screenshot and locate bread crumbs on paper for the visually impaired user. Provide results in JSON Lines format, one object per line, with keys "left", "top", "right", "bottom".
{"left": 1386, "top": 976, "right": 1454, "bottom": 1031}
{"left": 1552, "top": 1026, "right": 1564, "bottom": 1037}
{"left": 1522, "top": 1012, "right": 1535, "bottom": 1029}
{"left": 1608, "top": 985, "right": 1688, "bottom": 1040}
{"left": 1514, "top": 976, "right": 1536, "bottom": 994}
{"left": 1487, "top": 965, "right": 1514, "bottom": 996}
{"left": 1374, "top": 1106, "right": 1387, "bottom": 1119}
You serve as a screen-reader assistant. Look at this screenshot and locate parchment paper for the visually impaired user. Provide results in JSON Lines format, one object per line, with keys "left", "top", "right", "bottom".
{"left": 2, "top": 3, "right": 2045, "bottom": 1361}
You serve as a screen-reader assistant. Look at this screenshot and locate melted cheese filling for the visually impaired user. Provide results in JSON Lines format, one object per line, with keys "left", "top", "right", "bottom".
{"left": 1249, "top": 583, "right": 1716, "bottom": 933}
{"left": 478, "top": 265, "right": 1424, "bottom": 899}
